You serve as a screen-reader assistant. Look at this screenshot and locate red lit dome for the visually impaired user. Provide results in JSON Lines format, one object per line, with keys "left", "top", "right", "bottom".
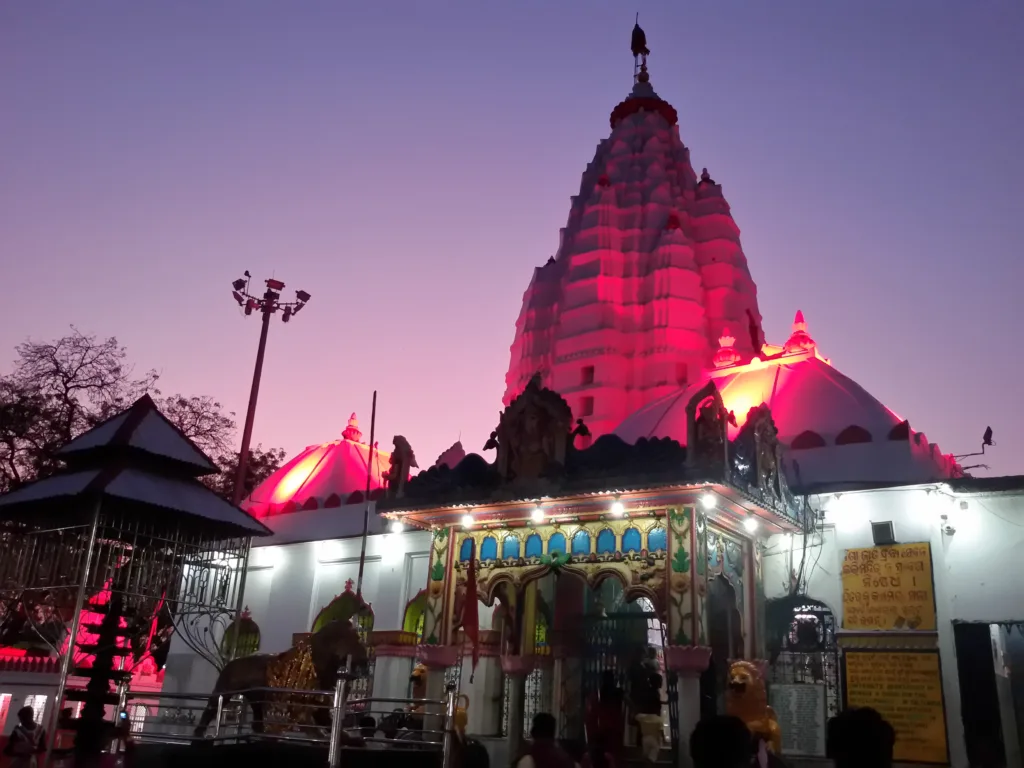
{"left": 243, "top": 413, "right": 392, "bottom": 518}
{"left": 614, "top": 312, "right": 961, "bottom": 489}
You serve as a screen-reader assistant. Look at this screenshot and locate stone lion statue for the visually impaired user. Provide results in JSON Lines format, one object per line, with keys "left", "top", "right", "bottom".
{"left": 724, "top": 660, "right": 781, "bottom": 755}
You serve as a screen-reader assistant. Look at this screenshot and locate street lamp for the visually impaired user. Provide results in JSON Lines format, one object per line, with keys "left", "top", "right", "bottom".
{"left": 230, "top": 272, "right": 310, "bottom": 506}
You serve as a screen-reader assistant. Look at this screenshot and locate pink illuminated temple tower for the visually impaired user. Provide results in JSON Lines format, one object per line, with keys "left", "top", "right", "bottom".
{"left": 504, "top": 32, "right": 763, "bottom": 439}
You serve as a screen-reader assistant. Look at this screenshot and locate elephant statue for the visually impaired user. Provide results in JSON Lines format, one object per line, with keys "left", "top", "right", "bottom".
{"left": 193, "top": 619, "right": 369, "bottom": 738}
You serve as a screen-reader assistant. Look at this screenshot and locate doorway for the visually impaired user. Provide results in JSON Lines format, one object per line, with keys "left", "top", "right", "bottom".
{"left": 703, "top": 575, "right": 744, "bottom": 714}
{"left": 954, "top": 622, "right": 1006, "bottom": 767}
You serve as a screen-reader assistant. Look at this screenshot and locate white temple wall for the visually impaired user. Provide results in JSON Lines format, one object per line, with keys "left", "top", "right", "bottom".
{"left": 161, "top": 501, "right": 433, "bottom": 696}
{"left": 763, "top": 485, "right": 1024, "bottom": 768}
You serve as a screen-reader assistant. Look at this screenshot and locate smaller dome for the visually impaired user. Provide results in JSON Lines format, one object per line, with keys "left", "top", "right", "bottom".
{"left": 243, "top": 412, "right": 392, "bottom": 518}
{"left": 616, "top": 355, "right": 901, "bottom": 448}
{"left": 613, "top": 312, "right": 960, "bottom": 488}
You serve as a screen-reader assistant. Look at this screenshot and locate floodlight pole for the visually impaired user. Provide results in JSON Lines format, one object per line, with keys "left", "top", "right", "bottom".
{"left": 229, "top": 275, "right": 311, "bottom": 507}
{"left": 232, "top": 298, "right": 273, "bottom": 507}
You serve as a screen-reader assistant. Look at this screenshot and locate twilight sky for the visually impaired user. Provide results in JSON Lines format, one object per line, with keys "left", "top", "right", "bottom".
{"left": 2, "top": 2, "right": 1022, "bottom": 479}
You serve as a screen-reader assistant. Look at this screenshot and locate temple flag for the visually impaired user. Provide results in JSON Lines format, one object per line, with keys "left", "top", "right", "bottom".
{"left": 464, "top": 539, "right": 480, "bottom": 682}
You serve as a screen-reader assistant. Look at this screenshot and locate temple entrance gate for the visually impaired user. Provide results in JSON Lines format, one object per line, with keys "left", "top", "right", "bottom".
{"left": 561, "top": 577, "right": 677, "bottom": 759}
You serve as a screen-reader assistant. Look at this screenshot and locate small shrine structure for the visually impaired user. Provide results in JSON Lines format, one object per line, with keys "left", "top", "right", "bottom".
{"left": 0, "top": 394, "right": 270, "bottom": 757}
{"left": 378, "top": 374, "right": 809, "bottom": 759}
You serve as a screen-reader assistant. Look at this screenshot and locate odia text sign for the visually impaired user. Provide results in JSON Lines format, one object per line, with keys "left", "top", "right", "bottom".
{"left": 841, "top": 543, "right": 935, "bottom": 631}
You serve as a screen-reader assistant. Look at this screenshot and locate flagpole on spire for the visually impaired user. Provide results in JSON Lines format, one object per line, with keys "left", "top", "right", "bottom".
{"left": 631, "top": 15, "right": 650, "bottom": 84}
{"left": 355, "top": 390, "right": 377, "bottom": 597}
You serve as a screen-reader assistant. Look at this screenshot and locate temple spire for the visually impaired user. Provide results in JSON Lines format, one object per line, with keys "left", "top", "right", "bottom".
{"left": 631, "top": 16, "right": 650, "bottom": 84}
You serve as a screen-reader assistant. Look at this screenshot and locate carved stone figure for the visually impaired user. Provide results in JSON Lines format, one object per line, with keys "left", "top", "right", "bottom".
{"left": 686, "top": 382, "right": 730, "bottom": 474}
{"left": 725, "top": 660, "right": 781, "bottom": 755}
{"left": 385, "top": 435, "right": 419, "bottom": 498}
{"left": 743, "top": 404, "right": 781, "bottom": 503}
{"left": 486, "top": 373, "right": 573, "bottom": 485}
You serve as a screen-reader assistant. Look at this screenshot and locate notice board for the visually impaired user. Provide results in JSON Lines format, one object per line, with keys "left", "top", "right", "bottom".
{"left": 769, "top": 683, "right": 827, "bottom": 757}
{"left": 844, "top": 650, "right": 948, "bottom": 764}
{"left": 841, "top": 543, "right": 936, "bottom": 631}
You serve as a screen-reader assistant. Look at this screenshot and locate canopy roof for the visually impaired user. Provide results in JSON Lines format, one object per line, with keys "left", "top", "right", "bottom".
{"left": 56, "top": 394, "right": 218, "bottom": 476}
{"left": 0, "top": 395, "right": 270, "bottom": 539}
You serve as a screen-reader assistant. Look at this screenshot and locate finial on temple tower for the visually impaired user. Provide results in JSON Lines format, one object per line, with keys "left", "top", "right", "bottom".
{"left": 631, "top": 15, "right": 650, "bottom": 84}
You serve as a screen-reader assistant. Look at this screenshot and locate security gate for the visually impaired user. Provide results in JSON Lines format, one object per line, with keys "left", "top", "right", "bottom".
{"left": 565, "top": 602, "right": 679, "bottom": 764}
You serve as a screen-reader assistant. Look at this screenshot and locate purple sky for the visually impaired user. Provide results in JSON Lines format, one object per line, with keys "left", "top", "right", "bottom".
{"left": 2, "top": 2, "right": 1022, "bottom": 479}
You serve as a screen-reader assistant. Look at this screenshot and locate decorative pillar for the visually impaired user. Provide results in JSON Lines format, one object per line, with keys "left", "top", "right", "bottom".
{"left": 752, "top": 542, "right": 767, "bottom": 660}
{"left": 422, "top": 528, "right": 456, "bottom": 645}
{"left": 666, "top": 506, "right": 712, "bottom": 768}
{"left": 367, "top": 630, "right": 418, "bottom": 701}
{"left": 665, "top": 646, "right": 713, "bottom": 768}
{"left": 456, "top": 628, "right": 502, "bottom": 735}
{"left": 502, "top": 655, "right": 538, "bottom": 754}
{"left": 417, "top": 644, "right": 461, "bottom": 734}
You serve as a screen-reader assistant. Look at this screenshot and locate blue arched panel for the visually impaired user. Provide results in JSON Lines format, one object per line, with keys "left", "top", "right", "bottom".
{"left": 648, "top": 527, "right": 667, "bottom": 553}
{"left": 459, "top": 538, "right": 473, "bottom": 562}
{"left": 622, "top": 528, "right": 642, "bottom": 554}
{"left": 525, "top": 533, "right": 543, "bottom": 558}
{"left": 572, "top": 530, "right": 591, "bottom": 556}
{"left": 502, "top": 535, "right": 521, "bottom": 560}
{"left": 596, "top": 529, "right": 616, "bottom": 555}
{"left": 548, "top": 532, "right": 566, "bottom": 555}
{"left": 479, "top": 536, "right": 498, "bottom": 562}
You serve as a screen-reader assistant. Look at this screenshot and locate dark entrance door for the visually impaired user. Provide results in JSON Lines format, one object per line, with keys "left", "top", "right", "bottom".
{"left": 954, "top": 622, "right": 1006, "bottom": 768}
{"left": 573, "top": 580, "right": 677, "bottom": 763}
{"left": 704, "top": 575, "right": 744, "bottom": 713}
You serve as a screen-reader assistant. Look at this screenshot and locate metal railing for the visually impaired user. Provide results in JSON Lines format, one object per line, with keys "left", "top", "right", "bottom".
{"left": 121, "top": 679, "right": 458, "bottom": 768}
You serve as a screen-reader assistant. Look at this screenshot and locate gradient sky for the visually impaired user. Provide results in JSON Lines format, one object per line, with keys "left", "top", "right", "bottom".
{"left": 2, "top": 2, "right": 1022, "bottom": 480}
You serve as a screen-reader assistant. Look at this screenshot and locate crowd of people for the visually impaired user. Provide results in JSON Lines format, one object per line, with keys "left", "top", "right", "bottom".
{"left": 511, "top": 706, "right": 896, "bottom": 768}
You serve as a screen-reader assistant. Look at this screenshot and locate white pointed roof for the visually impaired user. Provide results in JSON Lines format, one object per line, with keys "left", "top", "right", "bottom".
{"left": 243, "top": 413, "right": 392, "bottom": 518}
{"left": 57, "top": 394, "right": 217, "bottom": 475}
{"left": 0, "top": 395, "right": 270, "bottom": 537}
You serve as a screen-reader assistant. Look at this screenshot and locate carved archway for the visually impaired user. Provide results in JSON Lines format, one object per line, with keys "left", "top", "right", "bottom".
{"left": 402, "top": 589, "right": 428, "bottom": 641}
{"left": 220, "top": 607, "right": 261, "bottom": 658}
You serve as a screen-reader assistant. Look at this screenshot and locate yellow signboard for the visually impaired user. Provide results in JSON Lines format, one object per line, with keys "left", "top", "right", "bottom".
{"left": 841, "top": 543, "right": 935, "bottom": 631}
{"left": 844, "top": 651, "right": 948, "bottom": 764}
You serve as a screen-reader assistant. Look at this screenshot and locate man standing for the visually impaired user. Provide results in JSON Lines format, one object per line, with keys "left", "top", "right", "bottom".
{"left": 4, "top": 706, "right": 47, "bottom": 768}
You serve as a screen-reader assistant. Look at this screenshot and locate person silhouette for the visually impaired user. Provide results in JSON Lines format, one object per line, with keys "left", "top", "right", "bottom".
{"left": 689, "top": 716, "right": 752, "bottom": 768}
{"left": 3, "top": 706, "right": 46, "bottom": 768}
{"left": 826, "top": 708, "right": 895, "bottom": 768}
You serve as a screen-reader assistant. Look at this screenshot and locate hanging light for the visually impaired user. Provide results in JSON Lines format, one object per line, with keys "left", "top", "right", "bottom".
{"left": 610, "top": 500, "right": 625, "bottom": 517}
{"left": 531, "top": 507, "right": 545, "bottom": 523}
{"left": 743, "top": 517, "right": 759, "bottom": 533}
{"left": 701, "top": 493, "right": 716, "bottom": 510}
{"left": 461, "top": 514, "right": 475, "bottom": 528}
{"left": 389, "top": 520, "right": 405, "bottom": 534}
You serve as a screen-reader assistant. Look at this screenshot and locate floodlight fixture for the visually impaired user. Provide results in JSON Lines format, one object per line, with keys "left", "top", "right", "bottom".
{"left": 227, "top": 270, "right": 313, "bottom": 505}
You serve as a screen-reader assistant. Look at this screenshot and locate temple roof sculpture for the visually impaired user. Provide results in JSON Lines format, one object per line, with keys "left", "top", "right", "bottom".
{"left": 504, "top": 28, "right": 763, "bottom": 440}
{"left": 615, "top": 312, "right": 962, "bottom": 491}
{"left": 380, "top": 373, "right": 804, "bottom": 532}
